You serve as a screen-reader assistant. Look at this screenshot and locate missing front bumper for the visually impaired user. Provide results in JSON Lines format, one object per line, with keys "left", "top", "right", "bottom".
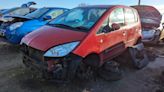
{"left": 22, "top": 53, "right": 82, "bottom": 82}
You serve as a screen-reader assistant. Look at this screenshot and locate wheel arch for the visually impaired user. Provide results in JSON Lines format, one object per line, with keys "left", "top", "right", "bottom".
{"left": 83, "top": 53, "right": 101, "bottom": 67}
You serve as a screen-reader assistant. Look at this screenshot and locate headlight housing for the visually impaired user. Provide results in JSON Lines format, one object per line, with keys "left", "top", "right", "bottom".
{"left": 9, "top": 22, "right": 23, "bottom": 31}
{"left": 44, "top": 41, "right": 80, "bottom": 57}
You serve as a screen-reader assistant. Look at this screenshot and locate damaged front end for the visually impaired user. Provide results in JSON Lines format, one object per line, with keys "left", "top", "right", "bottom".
{"left": 21, "top": 44, "right": 82, "bottom": 83}
{"left": 0, "top": 16, "right": 31, "bottom": 37}
{"left": 142, "top": 28, "right": 161, "bottom": 44}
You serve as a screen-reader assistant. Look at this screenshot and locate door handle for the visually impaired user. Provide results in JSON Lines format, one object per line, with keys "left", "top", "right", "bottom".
{"left": 123, "top": 32, "right": 126, "bottom": 36}
{"left": 100, "top": 39, "right": 104, "bottom": 43}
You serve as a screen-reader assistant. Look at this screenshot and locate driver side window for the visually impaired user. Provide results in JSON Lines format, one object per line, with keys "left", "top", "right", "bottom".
{"left": 97, "top": 8, "right": 125, "bottom": 34}
{"left": 97, "top": 17, "right": 109, "bottom": 34}
{"left": 109, "top": 8, "right": 125, "bottom": 27}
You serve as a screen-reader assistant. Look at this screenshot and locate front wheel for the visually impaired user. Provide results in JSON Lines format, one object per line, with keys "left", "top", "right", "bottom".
{"left": 98, "top": 61, "right": 122, "bottom": 81}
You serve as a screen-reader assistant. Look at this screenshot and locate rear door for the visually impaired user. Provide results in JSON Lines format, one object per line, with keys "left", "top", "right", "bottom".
{"left": 124, "top": 8, "right": 139, "bottom": 46}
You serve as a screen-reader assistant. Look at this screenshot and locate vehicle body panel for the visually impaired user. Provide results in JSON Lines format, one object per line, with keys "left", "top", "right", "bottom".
{"left": 132, "top": 5, "right": 162, "bottom": 43}
{"left": 22, "top": 5, "right": 141, "bottom": 60}
{"left": 4, "top": 8, "right": 69, "bottom": 44}
{"left": 21, "top": 5, "right": 142, "bottom": 81}
{"left": 22, "top": 26, "right": 87, "bottom": 51}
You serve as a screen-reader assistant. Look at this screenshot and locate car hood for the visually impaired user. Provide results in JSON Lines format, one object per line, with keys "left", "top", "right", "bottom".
{"left": 132, "top": 5, "right": 162, "bottom": 29}
{"left": 21, "top": 26, "right": 87, "bottom": 51}
{"left": 0, "top": 15, "right": 32, "bottom": 22}
{"left": 18, "top": 20, "right": 47, "bottom": 34}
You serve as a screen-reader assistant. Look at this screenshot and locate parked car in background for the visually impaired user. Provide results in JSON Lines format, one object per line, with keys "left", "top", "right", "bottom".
{"left": 0, "top": 7, "right": 36, "bottom": 23}
{"left": 4, "top": 7, "right": 69, "bottom": 44}
{"left": 21, "top": 5, "right": 148, "bottom": 83}
{"left": 132, "top": 5, "right": 163, "bottom": 44}
{"left": 0, "top": 9, "right": 7, "bottom": 12}
{"left": 159, "top": 14, "right": 164, "bottom": 41}
{"left": 0, "top": 2, "right": 36, "bottom": 24}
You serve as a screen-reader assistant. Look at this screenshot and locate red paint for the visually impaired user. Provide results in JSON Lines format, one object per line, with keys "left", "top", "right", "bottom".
{"left": 22, "top": 26, "right": 87, "bottom": 51}
{"left": 22, "top": 5, "right": 142, "bottom": 64}
{"left": 132, "top": 5, "right": 162, "bottom": 29}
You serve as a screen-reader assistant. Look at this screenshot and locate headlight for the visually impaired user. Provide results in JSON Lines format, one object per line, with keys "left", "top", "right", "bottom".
{"left": 9, "top": 22, "right": 23, "bottom": 31}
{"left": 44, "top": 41, "right": 80, "bottom": 57}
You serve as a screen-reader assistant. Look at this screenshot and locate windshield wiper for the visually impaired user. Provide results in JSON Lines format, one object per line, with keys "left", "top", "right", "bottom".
{"left": 75, "top": 26, "right": 89, "bottom": 31}
{"left": 53, "top": 24, "right": 72, "bottom": 28}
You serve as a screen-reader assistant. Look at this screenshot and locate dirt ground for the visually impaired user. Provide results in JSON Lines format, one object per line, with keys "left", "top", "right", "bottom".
{"left": 0, "top": 40, "right": 164, "bottom": 92}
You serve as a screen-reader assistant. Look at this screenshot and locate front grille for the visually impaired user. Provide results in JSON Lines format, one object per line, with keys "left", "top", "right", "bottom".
{"left": 21, "top": 44, "right": 44, "bottom": 62}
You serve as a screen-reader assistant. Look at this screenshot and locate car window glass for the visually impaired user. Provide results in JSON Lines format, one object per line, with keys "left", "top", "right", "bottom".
{"left": 133, "top": 9, "right": 138, "bottom": 22}
{"left": 44, "top": 9, "right": 64, "bottom": 19}
{"left": 125, "top": 8, "right": 135, "bottom": 24}
{"left": 9, "top": 8, "right": 30, "bottom": 16}
{"left": 109, "top": 8, "right": 125, "bottom": 27}
{"left": 49, "top": 8, "right": 107, "bottom": 32}
{"left": 97, "top": 17, "right": 108, "bottom": 34}
{"left": 25, "top": 8, "right": 49, "bottom": 19}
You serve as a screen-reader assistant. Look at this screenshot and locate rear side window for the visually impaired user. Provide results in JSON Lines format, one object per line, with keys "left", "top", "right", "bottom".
{"left": 133, "top": 9, "right": 138, "bottom": 22}
{"left": 110, "top": 8, "right": 125, "bottom": 27}
{"left": 125, "top": 8, "right": 136, "bottom": 24}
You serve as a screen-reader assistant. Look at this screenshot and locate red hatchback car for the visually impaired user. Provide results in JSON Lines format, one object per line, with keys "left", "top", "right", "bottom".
{"left": 21, "top": 5, "right": 148, "bottom": 82}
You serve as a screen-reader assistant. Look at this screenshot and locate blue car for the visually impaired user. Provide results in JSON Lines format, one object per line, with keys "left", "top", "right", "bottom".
{"left": 5, "top": 7, "right": 69, "bottom": 44}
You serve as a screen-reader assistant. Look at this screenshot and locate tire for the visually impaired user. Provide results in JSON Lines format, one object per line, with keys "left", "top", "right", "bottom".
{"left": 98, "top": 61, "right": 122, "bottom": 81}
{"left": 128, "top": 43, "right": 149, "bottom": 69}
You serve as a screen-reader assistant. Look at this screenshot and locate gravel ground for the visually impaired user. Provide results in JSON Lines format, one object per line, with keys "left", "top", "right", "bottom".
{"left": 0, "top": 40, "right": 164, "bottom": 92}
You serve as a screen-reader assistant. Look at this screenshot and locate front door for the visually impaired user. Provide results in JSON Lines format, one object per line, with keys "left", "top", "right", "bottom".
{"left": 97, "top": 8, "right": 127, "bottom": 60}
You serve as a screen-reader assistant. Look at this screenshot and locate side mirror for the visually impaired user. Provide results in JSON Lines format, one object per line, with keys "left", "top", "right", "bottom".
{"left": 102, "top": 25, "right": 111, "bottom": 33}
{"left": 111, "top": 23, "right": 120, "bottom": 30}
{"left": 43, "top": 15, "right": 52, "bottom": 20}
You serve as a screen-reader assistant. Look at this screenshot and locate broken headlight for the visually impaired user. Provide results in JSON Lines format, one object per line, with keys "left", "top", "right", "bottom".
{"left": 44, "top": 41, "right": 80, "bottom": 57}
{"left": 9, "top": 22, "right": 23, "bottom": 31}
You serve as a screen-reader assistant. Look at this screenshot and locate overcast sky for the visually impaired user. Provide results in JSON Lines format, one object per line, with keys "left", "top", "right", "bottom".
{"left": 0, "top": 0, "right": 164, "bottom": 9}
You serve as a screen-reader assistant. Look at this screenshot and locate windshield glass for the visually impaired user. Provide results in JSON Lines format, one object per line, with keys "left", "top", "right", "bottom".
{"left": 0, "top": 8, "right": 18, "bottom": 14}
{"left": 25, "top": 8, "right": 49, "bottom": 19}
{"left": 49, "top": 7, "right": 107, "bottom": 32}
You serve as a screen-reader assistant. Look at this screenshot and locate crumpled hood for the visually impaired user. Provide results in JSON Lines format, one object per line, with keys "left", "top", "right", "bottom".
{"left": 0, "top": 15, "right": 32, "bottom": 22}
{"left": 22, "top": 26, "right": 87, "bottom": 51}
{"left": 132, "top": 5, "right": 162, "bottom": 29}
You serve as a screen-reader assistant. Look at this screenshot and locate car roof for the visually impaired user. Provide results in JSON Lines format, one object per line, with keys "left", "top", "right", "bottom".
{"left": 131, "top": 5, "right": 156, "bottom": 8}
{"left": 77, "top": 5, "right": 129, "bottom": 9}
{"left": 43, "top": 7, "right": 69, "bottom": 10}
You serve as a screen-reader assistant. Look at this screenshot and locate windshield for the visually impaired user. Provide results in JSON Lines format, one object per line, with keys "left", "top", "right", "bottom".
{"left": 49, "top": 7, "right": 107, "bottom": 32}
{"left": 25, "top": 8, "right": 49, "bottom": 19}
{"left": 0, "top": 8, "right": 19, "bottom": 14}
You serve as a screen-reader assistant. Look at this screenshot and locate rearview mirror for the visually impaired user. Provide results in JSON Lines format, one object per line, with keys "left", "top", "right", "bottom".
{"left": 43, "top": 15, "right": 52, "bottom": 20}
{"left": 111, "top": 23, "right": 120, "bottom": 30}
